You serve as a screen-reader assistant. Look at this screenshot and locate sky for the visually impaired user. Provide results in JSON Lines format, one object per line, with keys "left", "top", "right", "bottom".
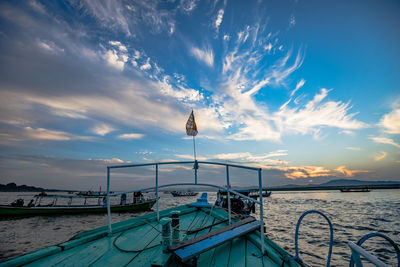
{"left": 0, "top": 0, "right": 399, "bottom": 190}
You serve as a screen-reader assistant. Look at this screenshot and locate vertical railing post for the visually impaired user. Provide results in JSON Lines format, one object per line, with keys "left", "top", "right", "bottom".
{"left": 107, "top": 167, "right": 112, "bottom": 235}
{"left": 258, "top": 168, "right": 264, "bottom": 253}
{"left": 226, "top": 165, "right": 231, "bottom": 224}
{"left": 156, "top": 164, "right": 159, "bottom": 221}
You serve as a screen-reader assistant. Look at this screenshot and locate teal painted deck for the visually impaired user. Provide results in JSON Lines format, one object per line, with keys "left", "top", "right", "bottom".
{"left": 0, "top": 205, "right": 303, "bottom": 267}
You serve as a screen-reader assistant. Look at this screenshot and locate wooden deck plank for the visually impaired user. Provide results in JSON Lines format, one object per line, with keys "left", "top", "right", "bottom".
{"left": 171, "top": 217, "right": 255, "bottom": 251}
{"left": 208, "top": 239, "right": 231, "bottom": 266}
{"left": 246, "top": 237, "right": 264, "bottom": 267}
{"left": 228, "top": 237, "right": 246, "bottom": 267}
{"left": 194, "top": 221, "right": 230, "bottom": 266}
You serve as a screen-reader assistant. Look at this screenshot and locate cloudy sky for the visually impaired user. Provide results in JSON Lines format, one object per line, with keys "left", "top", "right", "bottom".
{"left": 0, "top": 0, "right": 399, "bottom": 190}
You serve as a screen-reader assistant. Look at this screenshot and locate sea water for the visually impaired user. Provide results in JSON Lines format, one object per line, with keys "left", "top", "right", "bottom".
{"left": 0, "top": 190, "right": 399, "bottom": 266}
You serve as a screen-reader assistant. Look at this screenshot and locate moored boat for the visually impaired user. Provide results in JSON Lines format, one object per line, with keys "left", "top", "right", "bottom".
{"left": 170, "top": 190, "right": 198, "bottom": 197}
{"left": 0, "top": 193, "right": 156, "bottom": 217}
{"left": 340, "top": 188, "right": 371, "bottom": 193}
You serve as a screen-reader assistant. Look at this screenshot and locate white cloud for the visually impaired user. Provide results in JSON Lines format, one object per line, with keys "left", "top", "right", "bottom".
{"left": 109, "top": 41, "right": 127, "bottom": 52}
{"left": 275, "top": 88, "right": 368, "bottom": 136}
{"left": 374, "top": 151, "right": 387, "bottom": 161}
{"left": 24, "top": 127, "right": 91, "bottom": 141}
{"left": 346, "top": 147, "right": 361, "bottom": 151}
{"left": 175, "top": 154, "right": 207, "bottom": 161}
{"left": 379, "top": 109, "right": 400, "bottom": 134}
{"left": 158, "top": 76, "right": 203, "bottom": 102}
{"left": 38, "top": 40, "right": 64, "bottom": 53}
{"left": 370, "top": 136, "right": 400, "bottom": 149}
{"left": 215, "top": 9, "right": 224, "bottom": 31}
{"left": 191, "top": 46, "right": 214, "bottom": 67}
{"left": 140, "top": 58, "right": 152, "bottom": 70}
{"left": 103, "top": 49, "right": 127, "bottom": 71}
{"left": 290, "top": 79, "right": 305, "bottom": 97}
{"left": 93, "top": 124, "right": 114, "bottom": 136}
{"left": 213, "top": 150, "right": 289, "bottom": 166}
{"left": 340, "top": 130, "right": 355, "bottom": 136}
{"left": 118, "top": 133, "right": 145, "bottom": 139}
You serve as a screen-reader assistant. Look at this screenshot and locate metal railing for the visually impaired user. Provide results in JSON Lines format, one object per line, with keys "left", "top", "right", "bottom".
{"left": 349, "top": 232, "right": 400, "bottom": 267}
{"left": 105, "top": 160, "right": 265, "bottom": 253}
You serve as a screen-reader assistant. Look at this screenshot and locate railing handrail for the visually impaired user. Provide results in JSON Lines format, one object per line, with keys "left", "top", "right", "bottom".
{"left": 293, "top": 209, "right": 334, "bottom": 267}
{"left": 349, "top": 232, "right": 400, "bottom": 267}
{"left": 105, "top": 160, "right": 265, "bottom": 254}
{"left": 108, "top": 160, "right": 261, "bottom": 171}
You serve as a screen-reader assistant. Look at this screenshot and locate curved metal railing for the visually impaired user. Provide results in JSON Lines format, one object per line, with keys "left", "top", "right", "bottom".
{"left": 105, "top": 160, "right": 266, "bottom": 253}
{"left": 293, "top": 209, "right": 334, "bottom": 267}
{"left": 349, "top": 232, "right": 400, "bottom": 267}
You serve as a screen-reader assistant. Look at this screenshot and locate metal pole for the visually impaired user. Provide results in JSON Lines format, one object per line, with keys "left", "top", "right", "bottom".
{"left": 193, "top": 136, "right": 198, "bottom": 184}
{"left": 193, "top": 136, "right": 197, "bottom": 160}
{"left": 258, "top": 169, "right": 264, "bottom": 253}
{"left": 226, "top": 165, "right": 231, "bottom": 224}
{"left": 156, "top": 164, "right": 159, "bottom": 221}
{"left": 107, "top": 167, "right": 112, "bottom": 235}
{"left": 194, "top": 161, "right": 198, "bottom": 184}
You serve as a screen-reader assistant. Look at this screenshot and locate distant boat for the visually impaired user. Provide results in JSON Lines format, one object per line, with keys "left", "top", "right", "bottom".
{"left": 340, "top": 188, "right": 371, "bottom": 193}
{"left": 170, "top": 190, "right": 198, "bottom": 197}
{"left": 0, "top": 193, "right": 156, "bottom": 217}
{"left": 76, "top": 191, "right": 107, "bottom": 197}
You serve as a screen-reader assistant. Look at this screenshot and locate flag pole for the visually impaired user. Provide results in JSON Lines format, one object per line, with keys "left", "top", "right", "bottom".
{"left": 193, "top": 135, "right": 197, "bottom": 161}
{"left": 193, "top": 135, "right": 198, "bottom": 184}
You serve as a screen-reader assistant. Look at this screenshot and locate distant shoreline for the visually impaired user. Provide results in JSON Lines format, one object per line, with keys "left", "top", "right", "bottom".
{"left": 265, "top": 183, "right": 400, "bottom": 192}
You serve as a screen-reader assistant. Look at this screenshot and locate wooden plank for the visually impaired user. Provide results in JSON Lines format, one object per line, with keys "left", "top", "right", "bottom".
{"left": 246, "top": 237, "right": 264, "bottom": 267}
{"left": 0, "top": 246, "right": 61, "bottom": 267}
{"left": 195, "top": 220, "right": 230, "bottom": 266}
{"left": 208, "top": 239, "right": 231, "bottom": 266}
{"left": 52, "top": 237, "right": 112, "bottom": 266}
{"left": 173, "top": 220, "right": 260, "bottom": 261}
{"left": 170, "top": 217, "right": 255, "bottom": 251}
{"left": 228, "top": 237, "right": 246, "bottom": 267}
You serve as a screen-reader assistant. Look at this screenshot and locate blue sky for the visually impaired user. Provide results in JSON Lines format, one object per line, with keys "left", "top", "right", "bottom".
{"left": 0, "top": 0, "right": 399, "bottom": 190}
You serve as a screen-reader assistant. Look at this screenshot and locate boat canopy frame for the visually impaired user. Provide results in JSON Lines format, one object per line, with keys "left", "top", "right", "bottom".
{"left": 106, "top": 160, "right": 265, "bottom": 253}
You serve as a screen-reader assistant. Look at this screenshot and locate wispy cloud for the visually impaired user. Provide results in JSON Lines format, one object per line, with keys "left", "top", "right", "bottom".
{"left": 190, "top": 46, "right": 214, "bottom": 67}
{"left": 24, "top": 127, "right": 92, "bottom": 141}
{"left": 346, "top": 147, "right": 361, "bottom": 151}
{"left": 215, "top": 9, "right": 224, "bottom": 32}
{"left": 379, "top": 108, "right": 400, "bottom": 134}
{"left": 118, "top": 133, "right": 145, "bottom": 140}
{"left": 290, "top": 79, "right": 305, "bottom": 97}
{"left": 334, "top": 166, "right": 369, "bottom": 177}
{"left": 93, "top": 124, "right": 114, "bottom": 136}
{"left": 374, "top": 151, "right": 387, "bottom": 161}
{"left": 370, "top": 136, "right": 400, "bottom": 149}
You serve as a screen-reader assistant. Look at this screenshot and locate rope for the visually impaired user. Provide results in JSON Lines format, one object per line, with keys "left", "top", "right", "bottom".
{"left": 112, "top": 219, "right": 161, "bottom": 253}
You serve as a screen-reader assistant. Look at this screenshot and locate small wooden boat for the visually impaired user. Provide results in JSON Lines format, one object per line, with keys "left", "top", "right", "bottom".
{"left": 0, "top": 193, "right": 156, "bottom": 217}
{"left": 170, "top": 190, "right": 198, "bottom": 197}
{"left": 340, "top": 188, "right": 370, "bottom": 193}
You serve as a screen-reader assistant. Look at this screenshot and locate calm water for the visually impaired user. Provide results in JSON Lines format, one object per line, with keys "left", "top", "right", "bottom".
{"left": 0, "top": 190, "right": 399, "bottom": 266}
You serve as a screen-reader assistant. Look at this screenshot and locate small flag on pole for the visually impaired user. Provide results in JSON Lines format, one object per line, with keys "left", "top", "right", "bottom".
{"left": 186, "top": 110, "right": 198, "bottom": 136}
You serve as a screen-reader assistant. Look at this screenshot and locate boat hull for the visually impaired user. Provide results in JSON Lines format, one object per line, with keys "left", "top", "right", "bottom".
{"left": 0, "top": 204, "right": 305, "bottom": 267}
{"left": 0, "top": 200, "right": 156, "bottom": 217}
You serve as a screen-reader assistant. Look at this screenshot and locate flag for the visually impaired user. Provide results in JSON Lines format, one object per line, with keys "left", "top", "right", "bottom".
{"left": 186, "top": 110, "right": 198, "bottom": 136}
